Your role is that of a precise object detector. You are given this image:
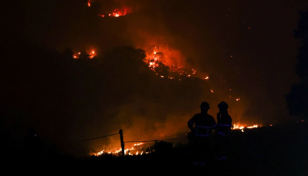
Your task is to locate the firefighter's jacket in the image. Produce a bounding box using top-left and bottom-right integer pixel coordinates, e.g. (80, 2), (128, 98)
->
(188, 113), (216, 137)
(216, 113), (232, 136)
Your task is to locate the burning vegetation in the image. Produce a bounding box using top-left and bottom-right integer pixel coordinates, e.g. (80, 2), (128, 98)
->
(64, 1), (268, 157)
(88, 0), (91, 7)
(88, 0), (133, 18)
(72, 45), (202, 81)
(145, 46), (201, 80)
(73, 50), (96, 59)
(232, 124), (261, 132)
(91, 124), (263, 157)
(92, 143), (148, 157)
(99, 7), (132, 18)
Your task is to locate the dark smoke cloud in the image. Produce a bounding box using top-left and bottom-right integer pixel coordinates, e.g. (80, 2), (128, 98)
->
(2, 0), (308, 156)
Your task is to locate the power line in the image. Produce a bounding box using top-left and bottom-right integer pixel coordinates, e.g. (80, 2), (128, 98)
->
(124, 137), (187, 143)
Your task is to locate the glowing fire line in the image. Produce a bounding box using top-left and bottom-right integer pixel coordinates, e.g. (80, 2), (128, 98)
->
(92, 143), (148, 157)
(232, 124), (261, 132)
(92, 124), (263, 156)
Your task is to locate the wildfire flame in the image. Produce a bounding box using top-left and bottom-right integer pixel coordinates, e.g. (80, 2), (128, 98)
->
(81, 0), (264, 158)
(86, 0), (132, 17)
(72, 50), (96, 59)
(91, 124), (263, 156)
(92, 143), (147, 157)
(99, 7), (132, 18)
(145, 46), (199, 80)
(87, 0), (91, 7)
(232, 124), (261, 132)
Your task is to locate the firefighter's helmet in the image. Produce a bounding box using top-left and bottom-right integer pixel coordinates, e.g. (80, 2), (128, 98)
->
(200, 101), (210, 109)
(218, 101), (228, 109)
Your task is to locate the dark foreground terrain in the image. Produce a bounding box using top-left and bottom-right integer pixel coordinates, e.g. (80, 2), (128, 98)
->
(1, 121), (308, 176)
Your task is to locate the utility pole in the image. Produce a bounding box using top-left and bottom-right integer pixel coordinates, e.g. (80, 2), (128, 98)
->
(119, 129), (125, 156)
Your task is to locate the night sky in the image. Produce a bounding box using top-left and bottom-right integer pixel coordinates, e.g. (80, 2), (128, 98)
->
(1, 0), (308, 156)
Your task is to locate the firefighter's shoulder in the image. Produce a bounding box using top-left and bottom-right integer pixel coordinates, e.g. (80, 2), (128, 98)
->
(188, 114), (199, 124)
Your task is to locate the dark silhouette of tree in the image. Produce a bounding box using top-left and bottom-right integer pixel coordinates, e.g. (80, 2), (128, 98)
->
(286, 11), (308, 117)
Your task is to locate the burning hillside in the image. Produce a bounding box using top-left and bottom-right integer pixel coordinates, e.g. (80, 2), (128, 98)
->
(61, 1), (264, 156)
(72, 44), (202, 81)
(84, 1), (208, 81)
(232, 124), (261, 132)
(92, 142), (148, 156)
(99, 7), (132, 18)
(91, 123), (262, 157)
(146, 46), (199, 80)
(88, 0), (134, 18)
(5, 0), (272, 157)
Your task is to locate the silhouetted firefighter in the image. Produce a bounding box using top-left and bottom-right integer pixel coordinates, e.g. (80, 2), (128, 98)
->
(215, 101), (232, 160)
(188, 102), (216, 166)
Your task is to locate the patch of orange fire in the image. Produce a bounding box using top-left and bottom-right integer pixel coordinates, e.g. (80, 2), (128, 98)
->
(146, 48), (198, 80)
(87, 0), (91, 7)
(232, 124), (261, 132)
(72, 50), (96, 59)
(98, 7), (132, 18)
(92, 124), (264, 156)
(92, 143), (148, 157)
